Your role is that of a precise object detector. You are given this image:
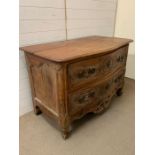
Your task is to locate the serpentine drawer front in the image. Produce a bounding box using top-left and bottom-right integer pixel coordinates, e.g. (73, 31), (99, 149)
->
(68, 45), (128, 89)
(20, 36), (132, 139)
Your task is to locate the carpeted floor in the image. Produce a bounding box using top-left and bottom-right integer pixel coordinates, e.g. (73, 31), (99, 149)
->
(20, 78), (135, 155)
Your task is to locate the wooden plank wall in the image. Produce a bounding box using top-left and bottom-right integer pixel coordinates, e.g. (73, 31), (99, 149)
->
(19, 0), (66, 46)
(19, 0), (66, 115)
(19, 0), (117, 116)
(66, 0), (117, 39)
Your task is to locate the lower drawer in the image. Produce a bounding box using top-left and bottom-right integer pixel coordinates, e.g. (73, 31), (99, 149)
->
(68, 69), (125, 120)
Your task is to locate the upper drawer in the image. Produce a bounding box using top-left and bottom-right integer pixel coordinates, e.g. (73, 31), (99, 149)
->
(68, 45), (128, 89)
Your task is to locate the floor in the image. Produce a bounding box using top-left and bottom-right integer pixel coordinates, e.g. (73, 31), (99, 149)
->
(20, 78), (135, 155)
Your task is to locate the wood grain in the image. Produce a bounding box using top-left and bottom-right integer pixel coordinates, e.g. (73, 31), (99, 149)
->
(23, 36), (132, 139)
(20, 36), (132, 62)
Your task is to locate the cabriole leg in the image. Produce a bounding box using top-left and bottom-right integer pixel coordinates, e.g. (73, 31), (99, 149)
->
(59, 118), (71, 139)
(61, 128), (70, 139)
(116, 88), (123, 96)
(34, 105), (42, 115)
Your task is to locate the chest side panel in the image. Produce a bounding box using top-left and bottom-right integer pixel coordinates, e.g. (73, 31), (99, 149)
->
(26, 54), (60, 115)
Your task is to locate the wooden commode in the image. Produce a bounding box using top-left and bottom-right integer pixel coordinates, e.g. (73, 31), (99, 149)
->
(20, 36), (132, 139)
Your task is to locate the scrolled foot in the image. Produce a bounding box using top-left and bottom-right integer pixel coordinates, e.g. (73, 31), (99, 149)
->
(34, 106), (42, 115)
(62, 131), (69, 140)
(59, 118), (71, 139)
(116, 88), (123, 96)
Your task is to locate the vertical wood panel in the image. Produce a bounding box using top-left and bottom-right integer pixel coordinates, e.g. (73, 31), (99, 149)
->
(66, 0), (117, 39)
(20, 0), (64, 8)
(19, 30), (66, 46)
(20, 20), (65, 34)
(67, 0), (116, 10)
(19, 7), (65, 20)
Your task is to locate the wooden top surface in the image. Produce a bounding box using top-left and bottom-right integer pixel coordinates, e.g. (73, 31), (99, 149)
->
(20, 36), (132, 62)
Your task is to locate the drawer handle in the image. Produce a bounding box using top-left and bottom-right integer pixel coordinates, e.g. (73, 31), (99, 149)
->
(88, 91), (95, 97)
(88, 68), (96, 74)
(117, 55), (125, 62)
(77, 67), (96, 79)
(77, 91), (95, 104)
(106, 60), (112, 68)
(77, 70), (86, 79)
(105, 83), (110, 90)
(78, 96), (86, 104)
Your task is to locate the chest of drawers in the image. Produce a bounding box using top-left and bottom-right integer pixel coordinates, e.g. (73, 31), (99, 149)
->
(21, 36), (132, 139)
